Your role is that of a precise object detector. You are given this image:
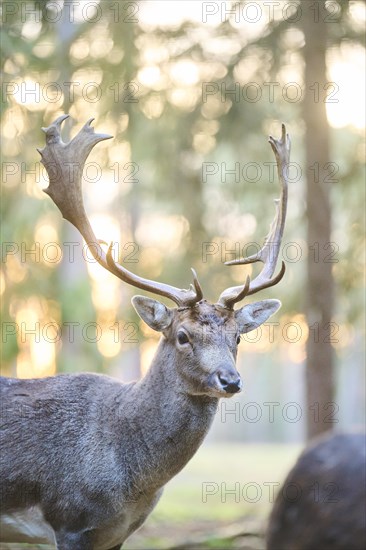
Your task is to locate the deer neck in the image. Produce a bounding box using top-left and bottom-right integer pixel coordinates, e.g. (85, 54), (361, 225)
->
(124, 338), (218, 491)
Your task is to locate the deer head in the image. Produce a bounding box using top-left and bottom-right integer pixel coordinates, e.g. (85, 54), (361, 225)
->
(38, 116), (290, 398)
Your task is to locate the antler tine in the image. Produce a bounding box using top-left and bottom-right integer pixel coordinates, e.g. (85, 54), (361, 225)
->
(217, 124), (290, 309)
(40, 116), (203, 307)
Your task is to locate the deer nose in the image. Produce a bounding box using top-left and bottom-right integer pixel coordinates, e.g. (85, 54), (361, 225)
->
(218, 373), (242, 394)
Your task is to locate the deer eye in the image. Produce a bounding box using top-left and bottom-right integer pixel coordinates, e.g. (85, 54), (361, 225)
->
(236, 335), (241, 345)
(177, 331), (189, 345)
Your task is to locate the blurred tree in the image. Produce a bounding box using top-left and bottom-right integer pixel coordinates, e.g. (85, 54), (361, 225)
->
(301, 2), (334, 438)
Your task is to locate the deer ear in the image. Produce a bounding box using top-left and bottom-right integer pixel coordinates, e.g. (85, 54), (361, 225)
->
(235, 300), (281, 334)
(132, 296), (174, 332)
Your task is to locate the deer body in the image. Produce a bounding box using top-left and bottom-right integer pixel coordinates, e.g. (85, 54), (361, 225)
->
(0, 370), (216, 549)
(1, 118), (291, 549)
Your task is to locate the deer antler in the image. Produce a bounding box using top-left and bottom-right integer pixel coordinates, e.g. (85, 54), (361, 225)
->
(39, 115), (203, 307)
(217, 124), (290, 309)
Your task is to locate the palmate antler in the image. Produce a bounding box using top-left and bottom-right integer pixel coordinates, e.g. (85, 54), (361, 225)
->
(38, 115), (203, 307)
(39, 116), (289, 310)
(217, 124), (290, 309)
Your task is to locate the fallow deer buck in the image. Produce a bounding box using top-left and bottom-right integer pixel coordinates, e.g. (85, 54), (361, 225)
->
(0, 117), (290, 550)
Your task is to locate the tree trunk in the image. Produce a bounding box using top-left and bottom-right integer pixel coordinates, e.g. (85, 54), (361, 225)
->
(55, 0), (102, 372)
(302, 1), (335, 439)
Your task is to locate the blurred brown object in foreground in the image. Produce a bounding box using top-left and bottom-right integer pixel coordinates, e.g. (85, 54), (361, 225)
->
(267, 431), (366, 550)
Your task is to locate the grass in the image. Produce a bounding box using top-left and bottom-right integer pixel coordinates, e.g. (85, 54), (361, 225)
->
(151, 442), (300, 520)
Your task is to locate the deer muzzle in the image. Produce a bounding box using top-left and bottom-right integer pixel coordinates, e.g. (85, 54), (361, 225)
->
(216, 367), (242, 394)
